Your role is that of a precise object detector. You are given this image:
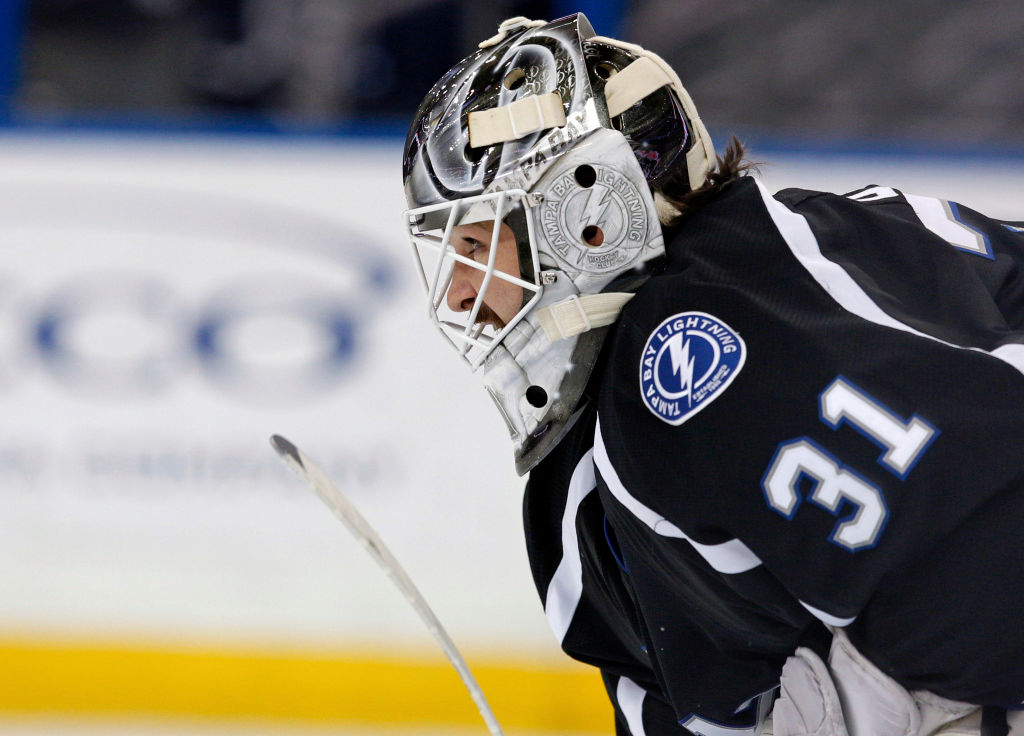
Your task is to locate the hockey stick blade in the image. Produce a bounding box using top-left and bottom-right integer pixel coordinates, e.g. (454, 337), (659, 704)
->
(269, 434), (504, 736)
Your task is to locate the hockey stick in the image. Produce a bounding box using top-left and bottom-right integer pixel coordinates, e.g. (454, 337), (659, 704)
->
(269, 435), (505, 736)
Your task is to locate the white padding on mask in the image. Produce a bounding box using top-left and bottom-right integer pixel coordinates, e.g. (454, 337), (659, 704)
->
(536, 292), (634, 341)
(468, 92), (567, 148)
(604, 56), (673, 118)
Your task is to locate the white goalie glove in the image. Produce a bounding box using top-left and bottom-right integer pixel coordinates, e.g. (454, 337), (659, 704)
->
(769, 630), (984, 736)
(772, 644), (849, 736)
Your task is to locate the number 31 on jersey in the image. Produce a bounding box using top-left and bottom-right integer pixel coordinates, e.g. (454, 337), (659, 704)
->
(761, 377), (938, 552)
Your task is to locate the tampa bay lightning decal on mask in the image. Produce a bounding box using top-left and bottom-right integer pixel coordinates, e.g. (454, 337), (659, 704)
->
(639, 311), (746, 425)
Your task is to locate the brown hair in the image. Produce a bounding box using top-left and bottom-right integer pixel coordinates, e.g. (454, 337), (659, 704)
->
(656, 135), (759, 225)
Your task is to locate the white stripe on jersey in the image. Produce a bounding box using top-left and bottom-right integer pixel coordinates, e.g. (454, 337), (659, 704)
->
(800, 599), (856, 628)
(594, 418), (762, 574)
(753, 178), (1024, 376)
(680, 714), (759, 736)
(544, 448), (597, 644)
(994, 343), (1024, 368)
(616, 676), (648, 736)
(904, 193), (990, 257)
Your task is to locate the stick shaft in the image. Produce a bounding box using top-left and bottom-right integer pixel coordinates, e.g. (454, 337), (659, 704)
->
(270, 435), (504, 736)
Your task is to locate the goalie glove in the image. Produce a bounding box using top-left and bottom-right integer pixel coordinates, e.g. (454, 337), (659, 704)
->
(772, 646), (850, 736)
(771, 630), (980, 736)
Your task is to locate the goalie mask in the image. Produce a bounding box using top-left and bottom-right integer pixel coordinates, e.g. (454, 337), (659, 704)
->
(403, 13), (714, 475)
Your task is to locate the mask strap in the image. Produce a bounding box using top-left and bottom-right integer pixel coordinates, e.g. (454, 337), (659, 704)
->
(604, 56), (673, 117)
(592, 34), (716, 192)
(536, 293), (635, 341)
(478, 16), (546, 48)
(468, 92), (567, 148)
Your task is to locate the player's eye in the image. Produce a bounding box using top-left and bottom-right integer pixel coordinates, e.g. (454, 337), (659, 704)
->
(464, 238), (488, 259)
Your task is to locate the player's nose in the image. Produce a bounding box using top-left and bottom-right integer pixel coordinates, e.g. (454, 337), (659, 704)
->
(446, 262), (478, 313)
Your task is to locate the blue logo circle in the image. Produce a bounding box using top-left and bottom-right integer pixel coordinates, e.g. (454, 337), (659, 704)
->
(639, 311), (746, 425)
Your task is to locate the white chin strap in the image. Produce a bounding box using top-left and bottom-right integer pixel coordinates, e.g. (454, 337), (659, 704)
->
(536, 292), (635, 342)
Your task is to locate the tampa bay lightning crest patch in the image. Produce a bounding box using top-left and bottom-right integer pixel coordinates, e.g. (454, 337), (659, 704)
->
(639, 311), (746, 425)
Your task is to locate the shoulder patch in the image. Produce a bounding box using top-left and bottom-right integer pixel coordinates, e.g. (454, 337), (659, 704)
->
(638, 311), (746, 426)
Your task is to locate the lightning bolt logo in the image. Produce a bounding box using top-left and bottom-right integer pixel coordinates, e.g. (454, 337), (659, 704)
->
(667, 333), (696, 406)
(580, 185), (613, 230)
(639, 311), (747, 427)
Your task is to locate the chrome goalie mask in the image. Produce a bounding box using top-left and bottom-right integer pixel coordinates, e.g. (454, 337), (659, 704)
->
(403, 13), (715, 475)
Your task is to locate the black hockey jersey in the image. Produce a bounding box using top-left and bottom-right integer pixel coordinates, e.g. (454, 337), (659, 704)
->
(523, 176), (1024, 735)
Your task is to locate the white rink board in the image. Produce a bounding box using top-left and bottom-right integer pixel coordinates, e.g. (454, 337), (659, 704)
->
(0, 131), (1019, 656)
(0, 132), (539, 653)
(756, 149), (1024, 220)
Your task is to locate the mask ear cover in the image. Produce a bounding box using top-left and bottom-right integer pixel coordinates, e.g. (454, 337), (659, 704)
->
(583, 40), (691, 187)
(585, 35), (715, 193)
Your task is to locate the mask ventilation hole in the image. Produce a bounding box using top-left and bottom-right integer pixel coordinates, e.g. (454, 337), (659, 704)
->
(464, 141), (486, 164)
(503, 68), (526, 90)
(574, 165), (596, 188)
(582, 225), (605, 247)
(525, 385), (548, 408)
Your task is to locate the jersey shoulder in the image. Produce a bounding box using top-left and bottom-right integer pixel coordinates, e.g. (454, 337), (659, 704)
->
(778, 183), (1024, 261)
